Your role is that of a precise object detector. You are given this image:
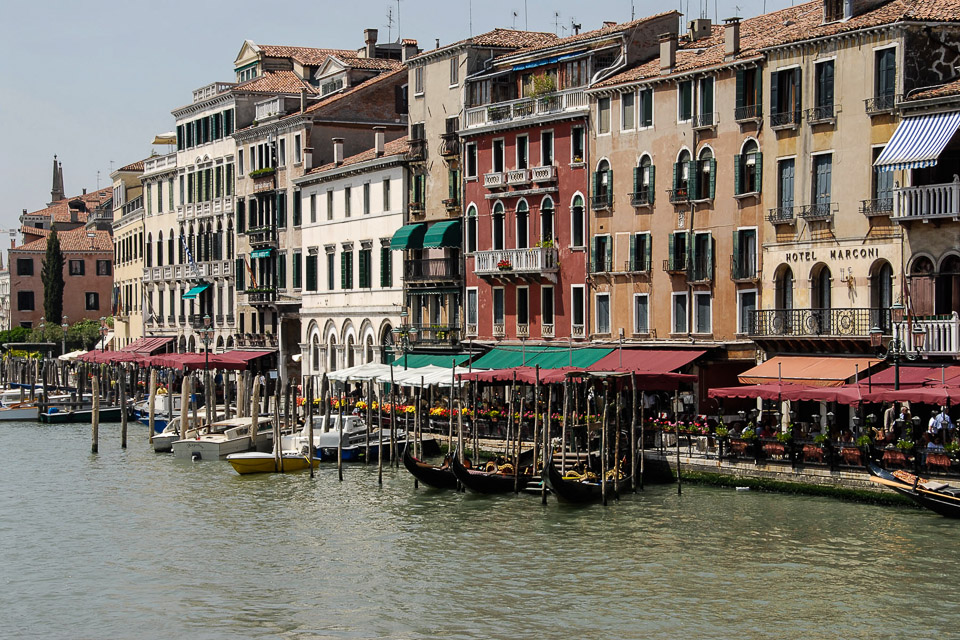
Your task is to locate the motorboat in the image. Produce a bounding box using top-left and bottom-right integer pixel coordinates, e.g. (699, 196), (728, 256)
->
(134, 393), (183, 430)
(286, 415), (367, 461)
(172, 416), (274, 461)
(152, 408), (231, 452)
(0, 402), (40, 421)
(226, 432), (320, 475)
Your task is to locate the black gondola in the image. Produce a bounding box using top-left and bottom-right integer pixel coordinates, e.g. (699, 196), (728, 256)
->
(450, 453), (535, 494)
(867, 462), (960, 518)
(542, 453), (629, 504)
(402, 445), (458, 490)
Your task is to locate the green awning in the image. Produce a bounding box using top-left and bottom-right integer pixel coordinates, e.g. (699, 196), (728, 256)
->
(422, 220), (462, 249)
(182, 283), (211, 300)
(388, 353), (472, 368)
(470, 346), (612, 370)
(390, 223), (428, 250)
(250, 248), (272, 258)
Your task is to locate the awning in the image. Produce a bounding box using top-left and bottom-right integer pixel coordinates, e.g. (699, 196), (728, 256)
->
(422, 220), (462, 249)
(120, 336), (174, 355)
(874, 111), (960, 171)
(250, 249), (272, 258)
(182, 283), (211, 299)
(588, 349), (705, 374)
(863, 365), (944, 389)
(710, 383), (863, 405)
(390, 223), (428, 250)
(512, 50), (587, 71)
(469, 346), (612, 370)
(407, 288), (460, 296)
(388, 353), (472, 368)
(863, 385), (960, 405)
(738, 356), (880, 387)
(214, 350), (275, 369)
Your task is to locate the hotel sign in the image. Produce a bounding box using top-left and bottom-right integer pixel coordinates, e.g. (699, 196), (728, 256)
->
(785, 247), (880, 263)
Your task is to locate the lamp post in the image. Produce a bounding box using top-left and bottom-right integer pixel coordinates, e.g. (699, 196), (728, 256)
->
(391, 324), (416, 370)
(99, 317), (108, 353)
(870, 302), (926, 391)
(200, 314), (214, 420)
(61, 315), (68, 355)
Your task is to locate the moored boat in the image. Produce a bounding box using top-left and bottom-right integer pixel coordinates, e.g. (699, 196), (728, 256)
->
(451, 452), (535, 494)
(542, 453), (628, 504)
(0, 402), (41, 421)
(39, 406), (126, 424)
(401, 445), (457, 490)
(172, 416), (274, 461)
(867, 462), (960, 518)
(226, 451), (320, 475)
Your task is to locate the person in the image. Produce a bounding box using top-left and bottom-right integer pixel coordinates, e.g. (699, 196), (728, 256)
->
(929, 410), (939, 436)
(882, 402), (895, 436)
(934, 406), (954, 434)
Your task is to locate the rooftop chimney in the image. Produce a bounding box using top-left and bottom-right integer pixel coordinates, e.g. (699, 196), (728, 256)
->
(333, 138), (344, 166)
(659, 33), (677, 74)
(688, 18), (712, 41)
(402, 41), (418, 62)
(603, 21), (617, 28)
(373, 126), (386, 157)
(364, 28), (378, 59)
(724, 17), (741, 61)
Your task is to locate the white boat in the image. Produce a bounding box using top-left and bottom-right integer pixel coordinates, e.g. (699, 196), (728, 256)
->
(289, 415), (368, 461)
(172, 416), (274, 461)
(152, 408), (232, 452)
(0, 386), (42, 407)
(0, 402), (40, 421)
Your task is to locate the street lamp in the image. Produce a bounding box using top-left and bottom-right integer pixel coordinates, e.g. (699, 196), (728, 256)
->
(99, 317), (108, 352)
(200, 314), (214, 422)
(391, 324), (416, 370)
(61, 315), (68, 355)
(870, 302), (927, 390)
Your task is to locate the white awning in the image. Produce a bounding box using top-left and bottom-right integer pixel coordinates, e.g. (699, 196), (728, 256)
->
(874, 111), (960, 171)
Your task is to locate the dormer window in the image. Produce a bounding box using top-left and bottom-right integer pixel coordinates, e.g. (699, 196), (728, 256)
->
(237, 64), (258, 83)
(824, 0), (844, 22)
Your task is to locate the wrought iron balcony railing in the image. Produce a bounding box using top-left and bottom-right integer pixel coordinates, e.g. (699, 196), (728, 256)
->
(748, 307), (891, 338)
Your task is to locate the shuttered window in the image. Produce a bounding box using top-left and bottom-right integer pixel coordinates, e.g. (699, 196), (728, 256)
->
(292, 251), (302, 289)
(358, 249), (371, 288)
(380, 247), (392, 288)
(305, 254), (317, 291)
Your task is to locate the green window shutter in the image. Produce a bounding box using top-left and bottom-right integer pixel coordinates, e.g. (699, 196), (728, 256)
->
(709, 158), (717, 199)
(688, 161), (699, 200)
(755, 152), (763, 194)
(644, 234), (651, 272)
(629, 234), (636, 271)
(606, 170), (613, 206)
(707, 234), (713, 276)
(306, 255), (317, 291)
(168, 179), (174, 210)
(668, 233), (675, 270)
(793, 69), (802, 114)
(685, 232), (693, 275)
(278, 253), (286, 288)
(590, 236), (597, 272)
(347, 252), (353, 288)
(448, 169), (456, 201)
(293, 253), (301, 288)
(605, 236), (612, 270)
(735, 69), (745, 109)
(380, 247), (392, 287)
(732, 230), (741, 279)
(755, 70), (763, 111)
(673, 162), (680, 191)
(649, 165), (655, 204)
(226, 164), (233, 196)
(146, 184), (152, 215)
(293, 192), (302, 226)
(633, 166), (640, 195)
(359, 250), (368, 288)
(340, 252), (347, 289)
(592, 171), (600, 202)
(236, 258), (245, 290)
(770, 71), (779, 115)
(734, 154), (742, 195)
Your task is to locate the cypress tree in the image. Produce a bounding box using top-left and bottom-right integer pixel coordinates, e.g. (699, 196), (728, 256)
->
(42, 224), (65, 324)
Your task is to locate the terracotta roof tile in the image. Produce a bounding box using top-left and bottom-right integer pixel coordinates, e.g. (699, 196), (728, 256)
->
(301, 66), (407, 115)
(410, 28), (557, 61)
(332, 54), (404, 71)
(908, 77), (960, 101)
(234, 70), (318, 94)
(506, 12), (679, 58)
(22, 188), (112, 225)
(306, 136), (409, 175)
(118, 160), (144, 172)
(256, 45), (356, 66)
(20, 225), (51, 238)
(15, 228), (113, 253)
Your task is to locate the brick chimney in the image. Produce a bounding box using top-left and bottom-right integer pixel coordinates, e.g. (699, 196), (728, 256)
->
(364, 28), (378, 58)
(332, 138), (344, 166)
(373, 126), (386, 156)
(659, 33), (677, 75)
(724, 17), (740, 61)
(402, 41), (418, 62)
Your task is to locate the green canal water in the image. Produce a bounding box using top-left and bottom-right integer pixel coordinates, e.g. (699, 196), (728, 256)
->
(2, 420), (958, 639)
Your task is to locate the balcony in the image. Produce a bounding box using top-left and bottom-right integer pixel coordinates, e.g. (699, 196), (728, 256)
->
(541, 323), (555, 338)
(484, 172), (506, 189)
(749, 308), (889, 338)
(406, 138), (426, 162)
(474, 247), (558, 278)
(409, 200), (425, 215)
(590, 193), (613, 211)
(800, 202), (838, 221)
(244, 287), (277, 304)
(690, 257), (712, 283)
(669, 188), (691, 204)
(493, 323), (505, 338)
(246, 226), (277, 247)
(571, 324), (585, 339)
(898, 313), (960, 356)
(630, 189), (653, 207)
(693, 111), (717, 130)
(516, 323), (530, 338)
(122, 196), (144, 217)
(408, 324), (460, 346)
(893, 179), (960, 222)
(254, 96), (283, 121)
(506, 169), (531, 187)
(734, 103), (762, 123)
(768, 206), (796, 225)
(251, 168), (276, 194)
(860, 198), (894, 217)
(236, 333), (279, 349)
(531, 165), (556, 182)
(731, 257), (758, 281)
(143, 152), (176, 176)
(770, 110), (801, 130)
(403, 257), (461, 282)
(806, 104), (837, 125)
(464, 88), (589, 129)
(865, 94), (899, 115)
(440, 132), (459, 157)
(663, 257), (689, 275)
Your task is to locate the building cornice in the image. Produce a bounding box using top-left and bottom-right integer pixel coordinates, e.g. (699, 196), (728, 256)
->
(293, 153), (407, 186)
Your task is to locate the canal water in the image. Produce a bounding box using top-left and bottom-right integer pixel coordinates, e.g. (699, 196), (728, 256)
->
(2, 420), (959, 639)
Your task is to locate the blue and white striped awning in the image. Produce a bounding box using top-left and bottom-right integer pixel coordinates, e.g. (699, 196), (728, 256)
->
(874, 111), (960, 171)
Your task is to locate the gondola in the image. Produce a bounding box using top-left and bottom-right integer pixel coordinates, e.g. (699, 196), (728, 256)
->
(867, 462), (960, 518)
(542, 453), (629, 504)
(402, 444), (458, 490)
(450, 452), (535, 494)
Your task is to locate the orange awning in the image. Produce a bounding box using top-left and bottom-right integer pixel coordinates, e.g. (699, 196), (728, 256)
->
(738, 356), (881, 387)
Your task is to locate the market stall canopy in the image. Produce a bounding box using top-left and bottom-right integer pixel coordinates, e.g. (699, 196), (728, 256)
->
(587, 348), (705, 374)
(738, 356), (879, 387)
(874, 111), (960, 171)
(120, 336), (174, 355)
(861, 365), (939, 389)
(390, 223), (427, 250)
(469, 346), (611, 370)
(59, 350), (86, 361)
(388, 353), (471, 368)
(538, 368), (696, 389)
(327, 362), (393, 382)
(421, 220), (461, 248)
(709, 383), (811, 401)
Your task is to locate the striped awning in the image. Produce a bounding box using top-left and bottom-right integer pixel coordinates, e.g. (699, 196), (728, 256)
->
(874, 111), (960, 171)
(182, 283), (211, 300)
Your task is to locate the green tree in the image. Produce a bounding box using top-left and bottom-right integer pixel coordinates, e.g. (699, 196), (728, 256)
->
(42, 225), (65, 323)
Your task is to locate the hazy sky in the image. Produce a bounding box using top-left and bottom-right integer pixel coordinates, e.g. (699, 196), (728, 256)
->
(0, 0), (796, 230)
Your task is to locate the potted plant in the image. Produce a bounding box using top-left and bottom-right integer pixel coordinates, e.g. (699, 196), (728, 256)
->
(946, 441), (960, 460)
(497, 259), (513, 271)
(531, 74), (557, 98)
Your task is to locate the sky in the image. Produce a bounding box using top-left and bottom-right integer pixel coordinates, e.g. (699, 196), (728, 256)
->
(0, 0), (798, 231)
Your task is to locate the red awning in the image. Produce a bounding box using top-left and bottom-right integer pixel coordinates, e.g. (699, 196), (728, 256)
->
(863, 386), (960, 405)
(739, 356), (880, 387)
(709, 383), (810, 401)
(120, 336), (174, 355)
(212, 350), (274, 369)
(588, 349), (705, 374)
(862, 365), (938, 389)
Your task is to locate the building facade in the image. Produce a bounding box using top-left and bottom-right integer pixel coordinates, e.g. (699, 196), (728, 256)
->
(110, 159), (145, 348)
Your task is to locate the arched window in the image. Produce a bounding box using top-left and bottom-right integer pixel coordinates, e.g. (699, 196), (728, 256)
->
(675, 149), (692, 197)
(156, 231), (163, 267)
(634, 155), (654, 205)
(775, 265), (794, 311)
(167, 229), (175, 265)
(571, 195), (584, 247)
(937, 255), (960, 316)
(516, 200), (529, 249)
(146, 233), (153, 268)
(540, 196), (554, 244)
(737, 139), (760, 194)
(594, 159), (611, 208)
(466, 205), (478, 254)
(698, 147), (715, 200)
(346, 336), (356, 368)
(327, 337), (337, 372)
(365, 336), (374, 363)
(812, 264), (832, 310)
(312, 334), (320, 371)
(226, 222), (234, 259)
(492, 201), (505, 251)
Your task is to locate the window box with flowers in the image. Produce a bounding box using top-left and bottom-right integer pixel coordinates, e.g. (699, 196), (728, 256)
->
(497, 259), (513, 271)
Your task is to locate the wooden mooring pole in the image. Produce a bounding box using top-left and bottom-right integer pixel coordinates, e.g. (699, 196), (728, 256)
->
(91, 376), (100, 454)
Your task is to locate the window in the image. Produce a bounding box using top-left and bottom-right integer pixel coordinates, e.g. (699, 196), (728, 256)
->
(69, 260), (85, 276)
(466, 288), (478, 333)
(812, 153), (833, 207)
(735, 140), (762, 195)
(465, 143), (478, 178)
(595, 293), (610, 334)
(673, 149), (693, 200)
(770, 68), (801, 126)
(572, 285), (585, 333)
(278, 138), (286, 166)
(293, 251), (302, 289)
(814, 60), (835, 119)
(493, 288), (504, 326)
(340, 249), (353, 289)
(542, 286), (554, 327)
(633, 294), (649, 334)
(593, 159), (612, 209)
(17, 291), (34, 311)
(294, 134), (302, 164)
(85, 292), (100, 311)
(777, 158), (795, 211)
(564, 58), (588, 88)
(633, 155), (655, 205)
(871, 147), (894, 210)
(672, 292), (688, 334)
(449, 56), (459, 85)
(638, 88), (653, 127)
(697, 147), (716, 200)
(358, 248), (371, 288)
(492, 139), (505, 173)
(541, 130), (554, 166)
(310, 194), (317, 224)
(631, 233), (651, 272)
(305, 254), (318, 291)
(694, 293), (712, 333)
(516, 135), (528, 170)
(466, 205), (478, 253)
(293, 191), (302, 226)
(517, 287), (529, 326)
(325, 190), (333, 221)
(592, 235), (611, 273)
(571, 195), (584, 247)
(824, 0), (843, 22)
(692, 231), (713, 281)
(668, 231), (689, 272)
(492, 201), (505, 250)
(16, 259), (33, 276)
(597, 97), (611, 134)
(382, 178), (391, 210)
(737, 290), (757, 334)
(874, 47), (897, 109)
(621, 91), (635, 130)
(516, 200), (529, 249)
(380, 246), (392, 287)
(277, 191), (287, 228)
(732, 228), (757, 280)
(571, 127), (584, 163)
(97, 260), (111, 276)
(415, 66), (424, 94)
(278, 252), (287, 289)
(540, 197), (554, 243)
(698, 77), (715, 127)
(326, 252), (335, 291)
(344, 186), (352, 218)
(678, 80), (693, 122)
